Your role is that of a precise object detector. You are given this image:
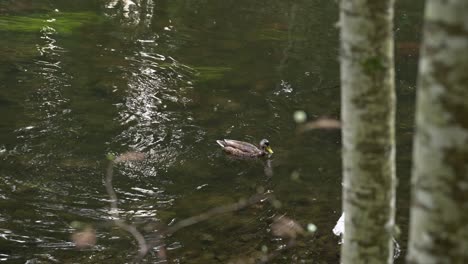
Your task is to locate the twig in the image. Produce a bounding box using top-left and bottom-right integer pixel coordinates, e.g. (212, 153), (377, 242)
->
(105, 152), (273, 262)
(105, 160), (149, 260)
(141, 194), (270, 260)
(166, 194), (269, 235)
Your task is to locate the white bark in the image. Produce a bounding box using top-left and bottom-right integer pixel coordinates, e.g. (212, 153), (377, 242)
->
(407, 1), (468, 263)
(339, 0), (396, 263)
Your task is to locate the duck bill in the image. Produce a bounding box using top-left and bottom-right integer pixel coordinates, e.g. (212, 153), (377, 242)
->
(266, 146), (274, 154)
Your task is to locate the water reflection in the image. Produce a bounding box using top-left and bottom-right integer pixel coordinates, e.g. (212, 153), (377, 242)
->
(0, 9), (117, 261)
(114, 44), (200, 170)
(106, 0), (155, 27)
(0, 0), (422, 262)
(9, 16), (75, 165)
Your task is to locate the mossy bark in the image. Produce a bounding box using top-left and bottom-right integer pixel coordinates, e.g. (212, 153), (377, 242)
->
(339, 0), (396, 263)
(407, 1), (468, 263)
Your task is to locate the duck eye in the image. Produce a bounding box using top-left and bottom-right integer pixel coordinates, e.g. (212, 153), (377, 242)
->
(264, 142), (269, 146)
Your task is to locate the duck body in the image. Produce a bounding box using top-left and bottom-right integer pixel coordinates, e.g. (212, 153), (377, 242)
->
(216, 139), (273, 157)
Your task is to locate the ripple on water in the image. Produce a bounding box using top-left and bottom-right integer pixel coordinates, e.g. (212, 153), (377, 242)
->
(114, 46), (203, 173)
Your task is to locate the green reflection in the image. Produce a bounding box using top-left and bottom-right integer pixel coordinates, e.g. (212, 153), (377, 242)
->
(0, 12), (99, 34)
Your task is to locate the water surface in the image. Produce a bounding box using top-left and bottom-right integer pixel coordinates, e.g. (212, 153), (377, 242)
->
(0, 0), (423, 263)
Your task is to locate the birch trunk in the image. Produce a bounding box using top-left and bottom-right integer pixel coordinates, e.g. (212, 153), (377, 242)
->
(339, 0), (396, 263)
(407, 1), (468, 263)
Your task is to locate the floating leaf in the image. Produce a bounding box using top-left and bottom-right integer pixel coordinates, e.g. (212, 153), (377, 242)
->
(271, 216), (304, 239)
(115, 151), (146, 163)
(71, 227), (96, 249)
(298, 117), (341, 132)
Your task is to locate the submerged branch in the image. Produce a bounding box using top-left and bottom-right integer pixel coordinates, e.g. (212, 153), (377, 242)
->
(105, 152), (272, 262)
(141, 193), (271, 261)
(105, 152), (306, 263)
(105, 154), (149, 259)
(166, 194), (269, 235)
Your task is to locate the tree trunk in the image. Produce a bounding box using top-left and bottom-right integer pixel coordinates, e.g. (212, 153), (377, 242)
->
(407, 1), (468, 263)
(339, 0), (396, 263)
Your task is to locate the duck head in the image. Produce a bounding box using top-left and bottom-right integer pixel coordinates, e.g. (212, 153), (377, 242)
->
(259, 139), (274, 155)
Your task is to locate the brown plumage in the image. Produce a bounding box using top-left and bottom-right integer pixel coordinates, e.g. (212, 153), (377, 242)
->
(216, 139), (274, 157)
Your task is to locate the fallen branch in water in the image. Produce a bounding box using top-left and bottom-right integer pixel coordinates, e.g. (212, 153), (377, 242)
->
(105, 152), (314, 263)
(105, 152), (272, 263)
(168, 194), (269, 235)
(105, 152), (149, 258)
(139, 193), (271, 262)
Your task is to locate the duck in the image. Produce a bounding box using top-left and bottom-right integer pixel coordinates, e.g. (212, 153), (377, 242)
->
(216, 138), (274, 157)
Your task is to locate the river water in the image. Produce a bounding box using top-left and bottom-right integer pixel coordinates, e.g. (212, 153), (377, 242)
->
(0, 0), (423, 263)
